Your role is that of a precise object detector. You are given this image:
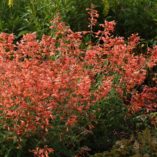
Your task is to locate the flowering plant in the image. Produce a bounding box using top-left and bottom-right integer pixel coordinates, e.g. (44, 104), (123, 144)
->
(0, 8), (156, 156)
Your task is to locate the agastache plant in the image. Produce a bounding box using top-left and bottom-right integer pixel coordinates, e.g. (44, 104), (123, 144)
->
(0, 8), (156, 156)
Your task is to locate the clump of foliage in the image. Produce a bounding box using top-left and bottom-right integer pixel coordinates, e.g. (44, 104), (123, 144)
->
(92, 128), (157, 157)
(0, 0), (60, 38)
(0, 8), (156, 157)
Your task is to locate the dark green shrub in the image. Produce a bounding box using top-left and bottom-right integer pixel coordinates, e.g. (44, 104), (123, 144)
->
(107, 0), (157, 40)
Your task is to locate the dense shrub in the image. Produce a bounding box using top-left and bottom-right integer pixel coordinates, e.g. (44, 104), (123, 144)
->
(0, 8), (156, 156)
